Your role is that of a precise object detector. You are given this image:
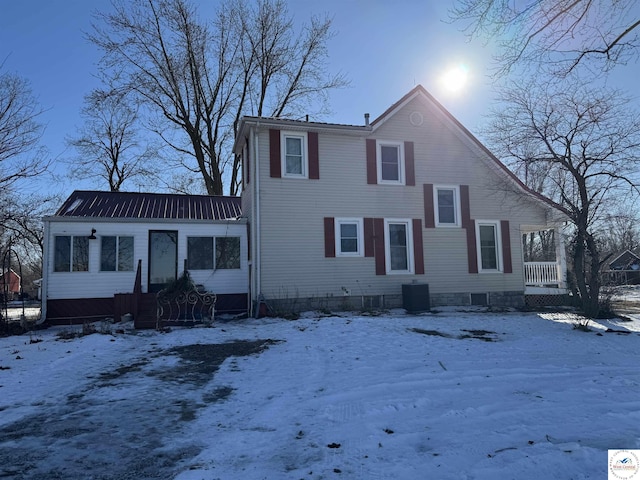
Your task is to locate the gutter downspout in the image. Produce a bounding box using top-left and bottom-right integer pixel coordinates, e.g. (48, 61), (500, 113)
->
(38, 218), (50, 324)
(253, 126), (261, 317)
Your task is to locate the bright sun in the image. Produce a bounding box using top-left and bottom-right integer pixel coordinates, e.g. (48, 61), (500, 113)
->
(440, 64), (469, 94)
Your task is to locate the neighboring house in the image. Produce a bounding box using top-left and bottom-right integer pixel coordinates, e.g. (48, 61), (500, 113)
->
(603, 249), (640, 285)
(234, 85), (568, 315)
(41, 191), (248, 325)
(608, 250), (640, 271)
(0, 269), (21, 301)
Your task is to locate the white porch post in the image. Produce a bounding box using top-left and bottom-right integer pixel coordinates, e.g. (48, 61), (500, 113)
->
(556, 226), (567, 289)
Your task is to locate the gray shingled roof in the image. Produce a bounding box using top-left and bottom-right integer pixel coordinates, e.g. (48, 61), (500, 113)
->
(55, 191), (242, 220)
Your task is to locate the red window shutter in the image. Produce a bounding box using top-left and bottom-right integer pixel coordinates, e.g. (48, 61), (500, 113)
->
(364, 218), (375, 257)
(374, 218), (386, 275)
(466, 219), (478, 274)
(423, 184), (435, 228)
(308, 131), (319, 179)
(366, 139), (377, 184)
(269, 129), (281, 178)
(413, 218), (425, 274)
(405, 141), (415, 186)
(501, 220), (512, 274)
(324, 217), (335, 257)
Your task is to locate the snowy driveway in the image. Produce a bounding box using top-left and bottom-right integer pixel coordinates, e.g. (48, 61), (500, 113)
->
(1, 310), (639, 479)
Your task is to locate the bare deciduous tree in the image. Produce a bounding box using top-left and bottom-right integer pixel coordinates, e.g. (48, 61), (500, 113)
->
(90, 0), (347, 196)
(485, 81), (640, 316)
(598, 208), (640, 258)
(450, 0), (640, 77)
(0, 67), (48, 190)
(67, 88), (157, 191)
(0, 66), (50, 273)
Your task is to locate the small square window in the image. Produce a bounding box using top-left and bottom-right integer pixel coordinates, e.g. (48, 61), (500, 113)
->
(335, 218), (363, 256)
(377, 141), (404, 184)
(281, 132), (308, 178)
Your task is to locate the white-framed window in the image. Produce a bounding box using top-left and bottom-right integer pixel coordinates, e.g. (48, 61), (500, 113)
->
(385, 219), (414, 274)
(434, 186), (461, 227)
(215, 237), (241, 269)
(54, 235), (89, 272)
(187, 236), (241, 270)
(377, 140), (404, 184)
(100, 236), (134, 271)
(335, 218), (364, 257)
(281, 131), (308, 178)
(187, 236), (214, 270)
(475, 220), (502, 272)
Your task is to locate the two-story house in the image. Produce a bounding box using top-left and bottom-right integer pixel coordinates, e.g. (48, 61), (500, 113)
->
(234, 85), (567, 315)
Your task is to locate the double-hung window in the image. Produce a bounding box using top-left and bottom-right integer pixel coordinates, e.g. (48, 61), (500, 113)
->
(281, 131), (308, 178)
(100, 236), (134, 271)
(476, 221), (502, 272)
(335, 218), (363, 256)
(54, 236), (89, 272)
(377, 141), (404, 184)
(385, 219), (414, 274)
(435, 186), (460, 226)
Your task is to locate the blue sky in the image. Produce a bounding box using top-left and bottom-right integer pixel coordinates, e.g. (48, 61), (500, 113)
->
(0, 0), (637, 197)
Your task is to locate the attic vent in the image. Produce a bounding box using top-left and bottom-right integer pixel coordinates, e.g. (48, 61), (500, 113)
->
(65, 198), (83, 213)
(409, 111), (424, 127)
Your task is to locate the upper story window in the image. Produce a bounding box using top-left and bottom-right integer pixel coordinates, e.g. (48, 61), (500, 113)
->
(476, 220), (502, 272)
(100, 236), (134, 271)
(54, 235), (89, 272)
(435, 186), (461, 227)
(385, 219), (414, 274)
(377, 141), (405, 184)
(335, 218), (364, 257)
(281, 131), (308, 178)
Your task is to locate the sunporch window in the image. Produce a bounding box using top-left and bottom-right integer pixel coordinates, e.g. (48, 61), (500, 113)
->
(54, 236), (89, 272)
(100, 236), (134, 271)
(187, 237), (214, 270)
(187, 236), (240, 270)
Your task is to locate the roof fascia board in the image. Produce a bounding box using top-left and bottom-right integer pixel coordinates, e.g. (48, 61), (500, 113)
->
(43, 216), (247, 225)
(234, 116), (371, 153)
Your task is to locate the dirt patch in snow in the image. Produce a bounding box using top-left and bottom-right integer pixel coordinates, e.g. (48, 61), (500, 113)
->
(0, 338), (281, 479)
(410, 327), (500, 342)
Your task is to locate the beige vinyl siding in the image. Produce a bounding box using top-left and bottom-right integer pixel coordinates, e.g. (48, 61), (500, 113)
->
(46, 220), (247, 300)
(254, 96), (550, 300)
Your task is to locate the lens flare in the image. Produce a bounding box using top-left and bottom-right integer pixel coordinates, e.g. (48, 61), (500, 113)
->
(440, 64), (469, 94)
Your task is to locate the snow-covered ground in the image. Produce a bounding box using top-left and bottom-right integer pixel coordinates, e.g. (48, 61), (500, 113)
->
(1, 308), (639, 479)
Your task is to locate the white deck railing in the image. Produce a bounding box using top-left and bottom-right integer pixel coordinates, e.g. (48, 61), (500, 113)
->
(524, 261), (562, 286)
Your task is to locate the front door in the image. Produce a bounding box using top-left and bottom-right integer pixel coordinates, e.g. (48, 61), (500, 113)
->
(148, 230), (178, 293)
